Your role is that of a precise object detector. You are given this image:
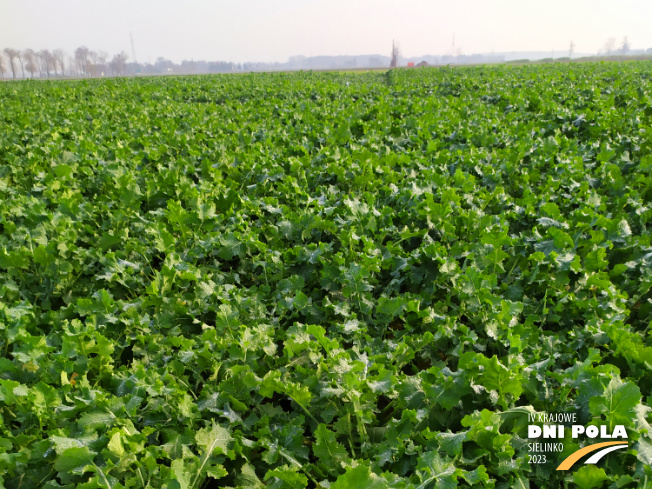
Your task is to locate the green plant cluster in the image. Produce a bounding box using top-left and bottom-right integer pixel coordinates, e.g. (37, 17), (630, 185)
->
(0, 63), (651, 488)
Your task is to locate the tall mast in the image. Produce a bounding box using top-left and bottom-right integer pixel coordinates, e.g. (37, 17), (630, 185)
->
(130, 31), (137, 63)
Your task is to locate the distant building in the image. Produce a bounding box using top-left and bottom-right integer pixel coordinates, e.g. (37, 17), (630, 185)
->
(416, 61), (430, 68)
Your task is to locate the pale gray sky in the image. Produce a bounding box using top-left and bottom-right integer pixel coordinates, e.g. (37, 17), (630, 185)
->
(2, 0), (651, 63)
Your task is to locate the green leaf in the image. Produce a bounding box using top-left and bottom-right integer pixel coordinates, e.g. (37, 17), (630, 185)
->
(0, 380), (21, 405)
(196, 423), (232, 455)
(54, 447), (96, 474)
(423, 370), (472, 410)
(236, 462), (265, 489)
(107, 432), (125, 457)
(78, 412), (116, 431)
(331, 465), (389, 489)
(205, 464), (228, 479)
(436, 432), (467, 457)
(171, 459), (192, 489)
(462, 465), (489, 485)
(193, 423), (233, 487)
(415, 451), (461, 489)
(480, 355), (523, 406)
(571, 465), (609, 489)
(617, 219), (632, 237)
(264, 466), (309, 487)
(313, 424), (348, 473)
(588, 378), (641, 426)
(218, 233), (243, 259)
(585, 247), (608, 272)
(50, 436), (86, 453)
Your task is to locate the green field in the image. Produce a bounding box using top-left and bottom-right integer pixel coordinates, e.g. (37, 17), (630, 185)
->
(1, 63), (651, 488)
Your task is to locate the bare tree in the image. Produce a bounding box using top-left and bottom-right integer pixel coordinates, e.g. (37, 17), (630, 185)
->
(53, 49), (66, 76)
(390, 40), (399, 68)
(111, 51), (128, 76)
(621, 36), (631, 55)
(88, 50), (98, 76)
(67, 55), (76, 76)
(16, 51), (25, 78)
(4, 48), (20, 79)
(75, 46), (90, 76)
(38, 50), (52, 77)
(23, 49), (38, 78)
(38, 50), (46, 77)
(34, 51), (43, 77)
(48, 51), (58, 76)
(603, 37), (616, 56)
(97, 51), (108, 76)
(0, 54), (5, 79)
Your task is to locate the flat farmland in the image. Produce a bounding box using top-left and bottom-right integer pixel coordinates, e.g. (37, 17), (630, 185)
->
(1, 64), (651, 488)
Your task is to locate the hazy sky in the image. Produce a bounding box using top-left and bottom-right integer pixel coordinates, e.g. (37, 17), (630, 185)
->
(2, 0), (651, 63)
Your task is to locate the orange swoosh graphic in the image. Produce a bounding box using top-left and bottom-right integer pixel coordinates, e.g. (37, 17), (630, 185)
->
(556, 441), (628, 470)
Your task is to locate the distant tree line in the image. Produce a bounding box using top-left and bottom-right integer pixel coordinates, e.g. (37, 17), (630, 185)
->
(0, 46), (241, 80)
(597, 36), (651, 56)
(4, 39), (652, 80)
(143, 57), (242, 75)
(0, 46), (132, 79)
